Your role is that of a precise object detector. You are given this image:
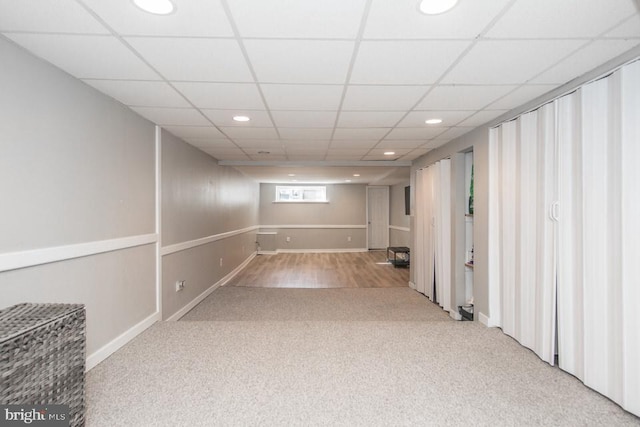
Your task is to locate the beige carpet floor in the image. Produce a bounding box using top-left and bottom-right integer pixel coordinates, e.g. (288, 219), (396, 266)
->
(86, 287), (640, 426)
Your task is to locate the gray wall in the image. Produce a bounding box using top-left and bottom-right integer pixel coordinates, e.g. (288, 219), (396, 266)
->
(389, 182), (410, 247)
(161, 130), (259, 319)
(412, 127), (489, 320)
(0, 37), (156, 359)
(0, 37), (261, 366)
(259, 183), (366, 250)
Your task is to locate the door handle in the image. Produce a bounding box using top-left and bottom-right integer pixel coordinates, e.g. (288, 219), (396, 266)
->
(549, 202), (559, 221)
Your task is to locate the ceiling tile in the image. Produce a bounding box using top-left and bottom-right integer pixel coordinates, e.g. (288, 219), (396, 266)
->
(244, 148), (286, 156)
(384, 127), (445, 140)
(202, 110), (274, 127)
(442, 40), (585, 85)
(126, 37), (253, 82)
(426, 139), (452, 149)
(400, 149), (430, 160)
(286, 153), (328, 161)
(129, 107), (210, 126)
(83, 0), (234, 37)
(173, 82), (264, 109)
(398, 111), (474, 127)
(233, 139), (284, 149)
(0, 0), (108, 33)
(488, 85), (557, 110)
(282, 140), (331, 149)
(417, 85), (516, 110)
(434, 127), (475, 141)
(531, 40), (640, 84)
(342, 86), (426, 111)
(369, 148), (411, 158)
(220, 127), (279, 139)
(332, 128), (390, 140)
(486, 0), (638, 39)
(351, 41), (471, 84)
(185, 138), (236, 149)
(5, 34), (159, 80)
(83, 80), (190, 107)
(271, 111), (337, 128)
(375, 140), (428, 149)
(364, 0), (510, 39)
(324, 148), (370, 156)
(337, 111), (406, 128)
(244, 40), (354, 84)
(604, 14), (640, 38)
(285, 148), (328, 155)
(199, 148), (250, 161)
(329, 140), (379, 149)
(457, 110), (509, 127)
(363, 149), (410, 160)
(227, 0), (366, 38)
(163, 125), (225, 140)
(261, 84), (343, 110)
(279, 128), (334, 140)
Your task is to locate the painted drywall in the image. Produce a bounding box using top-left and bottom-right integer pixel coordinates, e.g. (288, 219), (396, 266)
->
(161, 130), (259, 319)
(259, 183), (367, 251)
(0, 37), (157, 359)
(161, 131), (259, 246)
(389, 182), (410, 247)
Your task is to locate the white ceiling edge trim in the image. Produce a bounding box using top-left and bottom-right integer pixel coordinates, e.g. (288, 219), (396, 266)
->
(411, 45), (640, 169)
(488, 46), (640, 131)
(218, 160), (412, 167)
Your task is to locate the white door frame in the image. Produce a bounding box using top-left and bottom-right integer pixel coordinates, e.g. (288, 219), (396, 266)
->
(366, 186), (389, 250)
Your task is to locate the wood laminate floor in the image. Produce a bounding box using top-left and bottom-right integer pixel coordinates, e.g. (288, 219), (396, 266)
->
(227, 251), (410, 288)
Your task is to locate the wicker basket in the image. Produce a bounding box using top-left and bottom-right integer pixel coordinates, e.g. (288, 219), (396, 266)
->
(0, 303), (86, 426)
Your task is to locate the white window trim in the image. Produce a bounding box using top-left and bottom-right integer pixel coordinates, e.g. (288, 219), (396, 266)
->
(274, 185), (329, 203)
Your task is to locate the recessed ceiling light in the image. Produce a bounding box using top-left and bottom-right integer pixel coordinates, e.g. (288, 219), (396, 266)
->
(418, 0), (458, 15)
(384, 151), (396, 156)
(292, 180), (297, 182)
(353, 174), (360, 177)
(233, 115), (250, 122)
(425, 118), (443, 125)
(132, 0), (175, 15)
(345, 179), (352, 183)
(288, 174), (295, 177)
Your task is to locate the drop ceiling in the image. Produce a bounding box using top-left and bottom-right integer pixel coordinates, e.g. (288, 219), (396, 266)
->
(1, 0), (639, 183)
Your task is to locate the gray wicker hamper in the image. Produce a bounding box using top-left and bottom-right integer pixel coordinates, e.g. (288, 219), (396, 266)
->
(0, 303), (85, 426)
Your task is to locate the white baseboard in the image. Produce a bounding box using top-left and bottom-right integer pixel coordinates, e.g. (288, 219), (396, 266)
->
(274, 248), (368, 254)
(86, 310), (161, 371)
(257, 250), (278, 255)
(479, 312), (494, 327)
(165, 252), (257, 322)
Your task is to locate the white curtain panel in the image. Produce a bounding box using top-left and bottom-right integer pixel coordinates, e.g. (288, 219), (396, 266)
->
(414, 166), (436, 299)
(488, 106), (557, 365)
(414, 168), (426, 294)
(487, 128), (502, 327)
(498, 120), (518, 337)
(434, 159), (452, 312)
(557, 60), (640, 416)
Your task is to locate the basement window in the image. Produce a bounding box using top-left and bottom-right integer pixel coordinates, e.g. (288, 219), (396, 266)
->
(275, 186), (328, 203)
